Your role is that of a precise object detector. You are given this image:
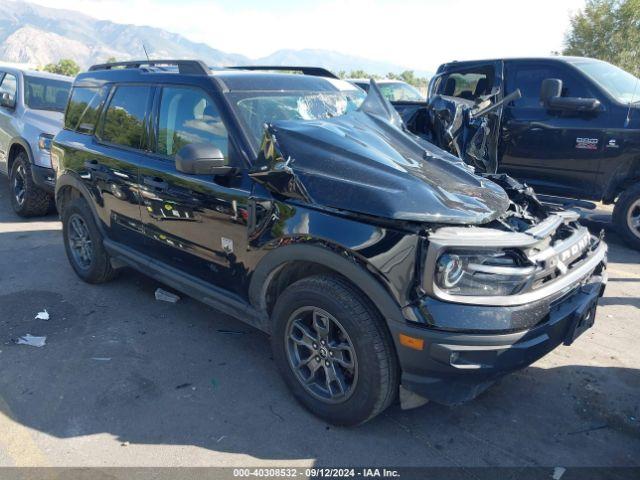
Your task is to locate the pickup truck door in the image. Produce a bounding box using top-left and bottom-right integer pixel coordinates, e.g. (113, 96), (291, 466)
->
(499, 61), (606, 199)
(137, 85), (251, 298)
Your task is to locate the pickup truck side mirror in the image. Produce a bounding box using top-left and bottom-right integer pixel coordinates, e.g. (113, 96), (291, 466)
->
(540, 78), (601, 112)
(0, 92), (16, 109)
(175, 143), (234, 175)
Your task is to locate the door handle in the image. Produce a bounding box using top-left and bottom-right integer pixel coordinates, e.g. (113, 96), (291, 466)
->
(143, 177), (168, 191)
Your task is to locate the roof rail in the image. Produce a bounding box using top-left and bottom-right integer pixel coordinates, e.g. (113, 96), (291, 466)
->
(227, 65), (339, 79)
(88, 59), (210, 75)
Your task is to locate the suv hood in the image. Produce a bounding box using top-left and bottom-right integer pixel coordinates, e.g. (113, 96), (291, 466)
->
(250, 83), (509, 225)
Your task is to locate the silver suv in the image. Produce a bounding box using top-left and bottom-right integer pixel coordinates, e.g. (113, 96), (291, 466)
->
(0, 66), (72, 216)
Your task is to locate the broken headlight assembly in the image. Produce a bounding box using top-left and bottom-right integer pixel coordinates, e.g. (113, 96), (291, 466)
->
(434, 250), (536, 297)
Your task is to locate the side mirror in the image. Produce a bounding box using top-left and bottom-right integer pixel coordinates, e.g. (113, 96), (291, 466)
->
(540, 78), (601, 112)
(175, 143), (234, 175)
(0, 92), (16, 109)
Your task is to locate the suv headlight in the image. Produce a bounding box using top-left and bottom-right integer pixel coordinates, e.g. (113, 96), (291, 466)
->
(434, 250), (536, 296)
(38, 134), (54, 152)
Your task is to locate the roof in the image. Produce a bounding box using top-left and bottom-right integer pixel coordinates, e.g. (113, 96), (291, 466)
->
(0, 65), (72, 82)
(211, 70), (344, 92)
(75, 65), (346, 93)
(437, 56), (599, 72)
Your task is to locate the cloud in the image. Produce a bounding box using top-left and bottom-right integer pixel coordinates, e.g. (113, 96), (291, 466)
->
(22, 0), (585, 72)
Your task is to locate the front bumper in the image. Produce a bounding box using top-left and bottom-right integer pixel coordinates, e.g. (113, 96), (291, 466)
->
(389, 272), (606, 406)
(31, 165), (56, 193)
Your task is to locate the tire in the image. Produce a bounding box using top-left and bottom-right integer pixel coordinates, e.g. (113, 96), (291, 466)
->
(9, 151), (51, 217)
(62, 197), (117, 284)
(613, 183), (640, 250)
(271, 274), (399, 426)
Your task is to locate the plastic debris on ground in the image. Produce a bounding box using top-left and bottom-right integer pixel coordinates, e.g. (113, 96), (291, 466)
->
(16, 334), (47, 347)
(34, 310), (49, 320)
(155, 288), (180, 303)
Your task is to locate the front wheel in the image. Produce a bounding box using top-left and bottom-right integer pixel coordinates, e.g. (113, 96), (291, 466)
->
(9, 152), (51, 217)
(613, 184), (640, 250)
(271, 275), (399, 426)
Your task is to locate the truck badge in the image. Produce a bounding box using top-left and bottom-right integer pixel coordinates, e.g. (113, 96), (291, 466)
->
(576, 138), (598, 150)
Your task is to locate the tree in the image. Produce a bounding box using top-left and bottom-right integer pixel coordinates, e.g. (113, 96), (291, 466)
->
(563, 0), (640, 76)
(43, 59), (81, 77)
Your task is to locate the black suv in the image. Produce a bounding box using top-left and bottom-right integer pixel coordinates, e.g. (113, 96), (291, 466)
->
(52, 60), (608, 425)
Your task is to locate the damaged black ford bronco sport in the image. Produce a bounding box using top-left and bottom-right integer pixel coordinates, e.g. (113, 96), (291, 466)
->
(52, 60), (608, 426)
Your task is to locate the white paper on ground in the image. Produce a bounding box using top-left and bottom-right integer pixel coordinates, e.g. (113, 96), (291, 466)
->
(16, 334), (47, 347)
(155, 288), (180, 303)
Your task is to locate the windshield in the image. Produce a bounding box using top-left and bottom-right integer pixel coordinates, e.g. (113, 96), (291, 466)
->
(229, 88), (366, 148)
(573, 60), (640, 104)
(378, 82), (424, 102)
(24, 75), (71, 112)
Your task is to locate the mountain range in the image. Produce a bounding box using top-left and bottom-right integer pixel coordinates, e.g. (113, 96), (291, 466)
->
(1, 0), (431, 77)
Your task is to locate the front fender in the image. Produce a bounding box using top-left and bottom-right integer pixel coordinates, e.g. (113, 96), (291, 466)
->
(248, 200), (422, 325)
(8, 136), (34, 166)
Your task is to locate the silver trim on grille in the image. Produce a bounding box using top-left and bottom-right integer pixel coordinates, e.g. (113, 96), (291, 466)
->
(424, 213), (607, 306)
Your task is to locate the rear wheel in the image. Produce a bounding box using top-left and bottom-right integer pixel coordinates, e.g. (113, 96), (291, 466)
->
(613, 184), (640, 250)
(9, 152), (51, 217)
(62, 197), (117, 283)
(271, 275), (398, 426)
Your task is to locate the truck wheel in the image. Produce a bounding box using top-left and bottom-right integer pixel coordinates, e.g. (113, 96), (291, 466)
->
(271, 275), (398, 426)
(62, 197), (117, 284)
(613, 184), (640, 250)
(9, 152), (51, 217)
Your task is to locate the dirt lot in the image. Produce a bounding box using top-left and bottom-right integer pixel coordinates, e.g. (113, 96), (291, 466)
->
(0, 180), (638, 467)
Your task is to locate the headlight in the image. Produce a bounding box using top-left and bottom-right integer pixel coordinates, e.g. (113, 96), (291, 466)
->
(434, 250), (536, 296)
(38, 134), (54, 152)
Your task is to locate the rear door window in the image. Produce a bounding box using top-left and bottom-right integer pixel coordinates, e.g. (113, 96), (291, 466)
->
(98, 85), (151, 149)
(437, 67), (494, 100)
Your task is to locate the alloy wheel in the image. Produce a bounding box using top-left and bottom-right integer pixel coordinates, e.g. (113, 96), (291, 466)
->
(13, 164), (26, 206)
(627, 199), (640, 239)
(68, 213), (93, 269)
(285, 306), (358, 403)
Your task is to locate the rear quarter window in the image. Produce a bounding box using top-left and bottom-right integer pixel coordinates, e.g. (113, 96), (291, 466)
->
(65, 87), (108, 134)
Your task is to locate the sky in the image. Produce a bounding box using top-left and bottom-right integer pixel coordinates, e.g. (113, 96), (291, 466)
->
(24, 0), (587, 72)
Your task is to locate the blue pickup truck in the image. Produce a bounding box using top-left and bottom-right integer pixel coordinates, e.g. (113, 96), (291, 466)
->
(426, 57), (640, 249)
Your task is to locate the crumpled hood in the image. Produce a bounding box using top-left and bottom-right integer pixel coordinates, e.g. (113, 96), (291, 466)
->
(250, 85), (509, 225)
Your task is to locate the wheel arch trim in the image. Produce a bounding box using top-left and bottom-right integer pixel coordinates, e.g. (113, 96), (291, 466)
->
(55, 172), (106, 235)
(249, 243), (405, 328)
(7, 137), (34, 171)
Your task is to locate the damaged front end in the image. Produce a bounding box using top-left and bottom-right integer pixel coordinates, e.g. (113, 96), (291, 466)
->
(243, 79), (607, 408)
(422, 173), (607, 310)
